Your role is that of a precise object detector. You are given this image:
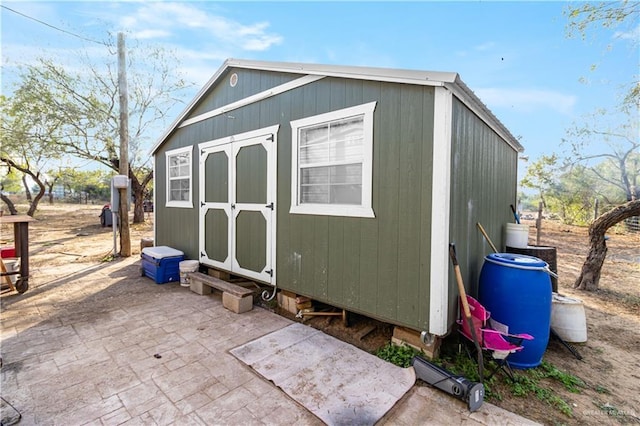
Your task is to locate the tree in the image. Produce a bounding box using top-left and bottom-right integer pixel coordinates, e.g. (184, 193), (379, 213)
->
(564, 111), (639, 203)
(521, 156), (606, 225)
(9, 38), (190, 223)
(0, 168), (21, 215)
(574, 199), (640, 290)
(551, 166), (600, 225)
(520, 154), (559, 208)
(55, 168), (111, 202)
(0, 85), (63, 216)
(44, 173), (60, 204)
(564, 1), (640, 290)
(565, 1), (640, 111)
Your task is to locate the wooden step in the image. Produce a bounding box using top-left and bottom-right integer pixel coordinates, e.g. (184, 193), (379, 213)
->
(187, 272), (254, 297)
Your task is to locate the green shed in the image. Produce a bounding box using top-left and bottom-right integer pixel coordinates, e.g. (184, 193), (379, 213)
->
(151, 58), (523, 339)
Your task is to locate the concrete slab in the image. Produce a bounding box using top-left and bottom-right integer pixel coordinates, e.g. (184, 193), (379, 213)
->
(231, 323), (416, 425)
(0, 257), (539, 425)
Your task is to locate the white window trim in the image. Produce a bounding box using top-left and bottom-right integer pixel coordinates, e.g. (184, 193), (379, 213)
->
(290, 101), (376, 218)
(165, 146), (193, 208)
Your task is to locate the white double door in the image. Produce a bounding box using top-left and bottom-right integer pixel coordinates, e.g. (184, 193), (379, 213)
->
(198, 126), (277, 284)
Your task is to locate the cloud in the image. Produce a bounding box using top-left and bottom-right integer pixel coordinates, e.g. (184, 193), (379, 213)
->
(613, 23), (640, 42)
(474, 41), (496, 51)
(132, 29), (172, 40)
(475, 87), (577, 115)
(117, 2), (282, 52)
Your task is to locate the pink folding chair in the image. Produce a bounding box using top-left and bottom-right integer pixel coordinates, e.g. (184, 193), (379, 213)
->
(457, 295), (534, 381)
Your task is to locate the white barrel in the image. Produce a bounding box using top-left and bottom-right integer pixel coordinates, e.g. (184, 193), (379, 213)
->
(3, 258), (19, 285)
(551, 293), (587, 343)
(505, 223), (529, 249)
(179, 260), (200, 287)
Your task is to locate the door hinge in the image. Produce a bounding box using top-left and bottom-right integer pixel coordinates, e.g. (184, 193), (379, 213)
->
(267, 269), (273, 277)
(231, 203), (236, 209)
(265, 202), (274, 210)
(201, 201), (205, 207)
(200, 251), (206, 258)
(266, 134), (274, 142)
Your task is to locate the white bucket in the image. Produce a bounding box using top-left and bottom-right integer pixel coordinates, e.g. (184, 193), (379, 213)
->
(551, 293), (587, 343)
(179, 260), (200, 287)
(505, 223), (529, 249)
(3, 258), (19, 285)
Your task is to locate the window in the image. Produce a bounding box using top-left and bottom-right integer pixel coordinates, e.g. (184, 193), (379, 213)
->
(290, 102), (376, 218)
(165, 146), (192, 208)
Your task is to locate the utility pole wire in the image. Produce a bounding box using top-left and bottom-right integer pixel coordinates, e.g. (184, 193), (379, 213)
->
(1, 4), (108, 45)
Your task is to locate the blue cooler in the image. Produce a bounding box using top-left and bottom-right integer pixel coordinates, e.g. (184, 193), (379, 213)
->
(141, 246), (184, 284)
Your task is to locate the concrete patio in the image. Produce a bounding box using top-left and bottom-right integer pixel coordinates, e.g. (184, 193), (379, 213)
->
(0, 256), (537, 425)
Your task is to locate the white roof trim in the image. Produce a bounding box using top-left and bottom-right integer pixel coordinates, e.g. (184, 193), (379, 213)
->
(224, 58), (457, 86)
(446, 79), (523, 153)
(152, 58), (523, 154)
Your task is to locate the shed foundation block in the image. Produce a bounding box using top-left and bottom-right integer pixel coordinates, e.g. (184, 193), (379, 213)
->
(223, 292), (253, 314)
(190, 279), (212, 295)
(392, 326), (442, 360)
(277, 290), (299, 315)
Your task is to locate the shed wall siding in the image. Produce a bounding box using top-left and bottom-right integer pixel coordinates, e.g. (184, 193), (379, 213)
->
(155, 71), (437, 331)
(448, 97), (518, 327)
(156, 69), (520, 336)
(277, 79), (436, 331)
(189, 68), (298, 118)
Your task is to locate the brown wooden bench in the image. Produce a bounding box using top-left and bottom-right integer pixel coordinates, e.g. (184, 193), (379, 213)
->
(188, 271), (254, 313)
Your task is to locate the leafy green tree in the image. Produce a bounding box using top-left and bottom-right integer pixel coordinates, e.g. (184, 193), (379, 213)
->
(565, 1), (640, 110)
(0, 86), (64, 216)
(520, 154), (559, 209)
(549, 166), (599, 225)
(521, 157), (603, 225)
(7, 38), (190, 222)
(54, 168), (111, 202)
(0, 168), (22, 194)
(0, 168), (22, 214)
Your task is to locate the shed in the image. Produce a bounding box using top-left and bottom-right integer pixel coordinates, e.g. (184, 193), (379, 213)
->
(151, 58), (523, 339)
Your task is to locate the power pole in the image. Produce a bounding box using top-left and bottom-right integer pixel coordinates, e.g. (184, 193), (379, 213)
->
(118, 32), (131, 257)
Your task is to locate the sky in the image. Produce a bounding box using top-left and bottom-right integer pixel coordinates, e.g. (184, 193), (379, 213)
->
(1, 1), (638, 179)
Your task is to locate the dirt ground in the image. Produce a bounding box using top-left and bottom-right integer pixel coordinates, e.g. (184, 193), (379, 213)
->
(2, 203), (639, 425)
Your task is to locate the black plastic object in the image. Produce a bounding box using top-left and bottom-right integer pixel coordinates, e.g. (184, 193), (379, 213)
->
(412, 356), (484, 412)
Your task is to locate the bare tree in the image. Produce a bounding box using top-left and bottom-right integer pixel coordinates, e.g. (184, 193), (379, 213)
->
(564, 113), (639, 203)
(44, 174), (60, 204)
(564, 2), (640, 290)
(574, 199), (640, 290)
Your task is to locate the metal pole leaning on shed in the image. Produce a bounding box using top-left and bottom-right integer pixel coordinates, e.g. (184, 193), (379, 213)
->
(118, 32), (131, 256)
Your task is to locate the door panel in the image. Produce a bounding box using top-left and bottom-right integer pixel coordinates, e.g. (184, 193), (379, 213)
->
(199, 129), (276, 284)
(235, 144), (267, 204)
(231, 136), (273, 283)
(200, 145), (232, 271)
(204, 209), (228, 263)
(204, 151), (229, 203)
(234, 210), (267, 272)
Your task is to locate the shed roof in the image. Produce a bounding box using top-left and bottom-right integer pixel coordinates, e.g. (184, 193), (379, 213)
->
(152, 58), (523, 153)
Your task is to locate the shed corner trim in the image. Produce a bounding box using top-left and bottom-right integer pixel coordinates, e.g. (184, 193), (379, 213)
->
(429, 86), (453, 337)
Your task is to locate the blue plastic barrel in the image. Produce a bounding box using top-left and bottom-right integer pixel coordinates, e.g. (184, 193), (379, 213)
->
(478, 253), (552, 369)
